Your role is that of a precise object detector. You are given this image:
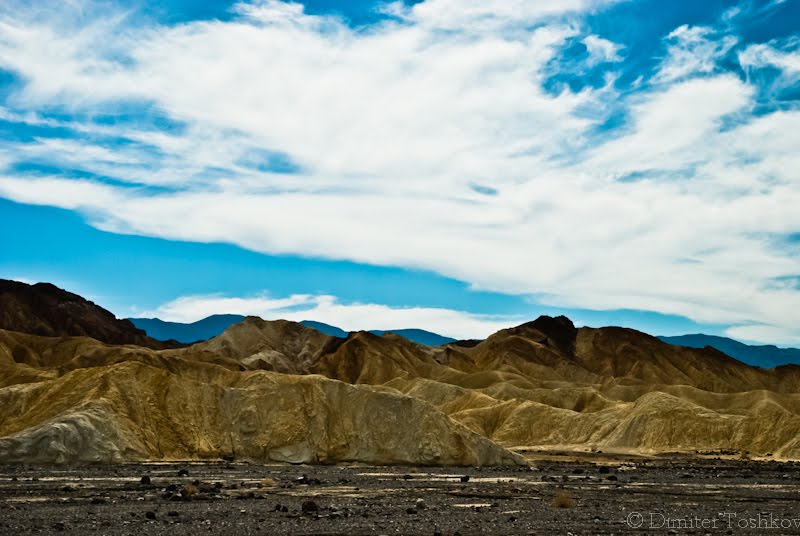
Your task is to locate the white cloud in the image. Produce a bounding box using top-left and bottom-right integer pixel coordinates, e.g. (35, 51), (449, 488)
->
(654, 25), (737, 83)
(582, 34), (622, 65)
(139, 293), (522, 340)
(0, 2), (798, 344)
(739, 40), (800, 83)
(726, 323), (800, 347)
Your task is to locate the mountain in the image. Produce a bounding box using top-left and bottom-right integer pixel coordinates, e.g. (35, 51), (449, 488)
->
(7, 282), (800, 464)
(129, 315), (457, 346)
(0, 324), (522, 466)
(299, 320), (349, 338)
(659, 334), (800, 368)
(0, 279), (181, 349)
(130, 314), (245, 343)
(370, 329), (456, 346)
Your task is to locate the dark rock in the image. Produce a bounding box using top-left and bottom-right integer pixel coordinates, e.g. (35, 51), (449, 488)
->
(301, 500), (319, 513)
(51, 522), (67, 531)
(90, 497), (106, 505)
(460, 475), (470, 483)
(598, 466), (610, 474)
(296, 475), (321, 485)
(145, 511), (157, 520)
(140, 475), (151, 485)
(167, 511), (179, 517)
(177, 469), (190, 477)
(0, 279), (183, 349)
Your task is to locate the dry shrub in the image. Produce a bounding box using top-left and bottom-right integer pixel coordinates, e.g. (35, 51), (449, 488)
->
(552, 490), (576, 508)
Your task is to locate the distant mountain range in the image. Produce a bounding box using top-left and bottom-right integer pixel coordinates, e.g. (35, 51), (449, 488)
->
(128, 314), (247, 344)
(129, 316), (457, 346)
(658, 334), (800, 368)
(130, 315), (800, 368)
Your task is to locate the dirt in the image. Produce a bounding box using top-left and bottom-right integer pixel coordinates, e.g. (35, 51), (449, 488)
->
(1, 456), (800, 535)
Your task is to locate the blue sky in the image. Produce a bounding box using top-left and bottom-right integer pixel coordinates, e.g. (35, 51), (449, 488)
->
(0, 0), (798, 342)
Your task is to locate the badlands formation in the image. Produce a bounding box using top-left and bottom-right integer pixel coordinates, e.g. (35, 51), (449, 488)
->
(2, 280), (800, 465)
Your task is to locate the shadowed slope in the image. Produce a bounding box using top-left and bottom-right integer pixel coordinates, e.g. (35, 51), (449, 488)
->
(0, 279), (182, 349)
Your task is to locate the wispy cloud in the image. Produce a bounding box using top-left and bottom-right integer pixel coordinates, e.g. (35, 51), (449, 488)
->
(0, 0), (798, 344)
(139, 292), (521, 340)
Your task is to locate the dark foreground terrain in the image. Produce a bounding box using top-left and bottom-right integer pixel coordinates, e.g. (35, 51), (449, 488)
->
(2, 455), (800, 535)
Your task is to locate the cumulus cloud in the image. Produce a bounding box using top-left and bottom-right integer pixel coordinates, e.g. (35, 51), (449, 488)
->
(139, 293), (522, 340)
(0, 1), (798, 344)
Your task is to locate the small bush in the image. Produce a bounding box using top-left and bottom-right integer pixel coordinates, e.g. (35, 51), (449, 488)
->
(552, 490), (576, 508)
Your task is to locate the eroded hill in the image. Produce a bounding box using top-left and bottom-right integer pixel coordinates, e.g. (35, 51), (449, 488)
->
(2, 292), (800, 465)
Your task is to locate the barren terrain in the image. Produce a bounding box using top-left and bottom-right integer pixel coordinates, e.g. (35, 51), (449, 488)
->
(2, 455), (800, 535)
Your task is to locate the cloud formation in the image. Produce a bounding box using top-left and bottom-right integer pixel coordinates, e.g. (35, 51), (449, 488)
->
(0, 0), (799, 343)
(140, 292), (521, 340)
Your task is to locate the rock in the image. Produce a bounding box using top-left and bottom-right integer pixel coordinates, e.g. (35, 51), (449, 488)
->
(90, 497), (106, 505)
(301, 500), (319, 513)
(460, 475), (470, 483)
(177, 469), (189, 477)
(598, 466), (610, 474)
(145, 511), (156, 520)
(51, 522), (67, 531)
(167, 511), (179, 517)
(415, 498), (427, 510)
(140, 475), (151, 485)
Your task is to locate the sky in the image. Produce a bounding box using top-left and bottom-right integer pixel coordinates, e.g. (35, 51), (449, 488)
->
(0, 0), (798, 343)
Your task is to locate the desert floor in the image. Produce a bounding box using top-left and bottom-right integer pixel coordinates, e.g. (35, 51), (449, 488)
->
(2, 453), (800, 535)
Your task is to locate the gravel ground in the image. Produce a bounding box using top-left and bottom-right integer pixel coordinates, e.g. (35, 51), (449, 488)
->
(2, 455), (800, 535)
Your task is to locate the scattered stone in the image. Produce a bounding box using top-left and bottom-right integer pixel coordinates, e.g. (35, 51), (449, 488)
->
(606, 475), (618, 482)
(415, 498), (426, 510)
(90, 497), (106, 505)
(140, 475), (151, 485)
(598, 466), (610, 474)
(181, 483), (199, 497)
(177, 469), (190, 477)
(51, 522), (67, 531)
(145, 511), (157, 520)
(301, 500), (319, 513)
(460, 475), (470, 483)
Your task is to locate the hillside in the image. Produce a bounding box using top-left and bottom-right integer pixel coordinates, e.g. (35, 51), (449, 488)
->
(5, 284), (800, 464)
(0, 280), (182, 350)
